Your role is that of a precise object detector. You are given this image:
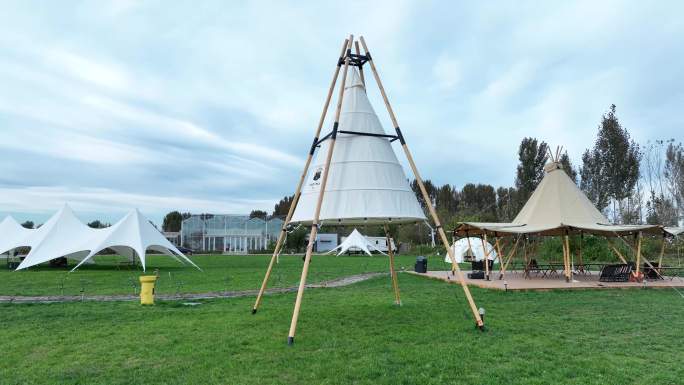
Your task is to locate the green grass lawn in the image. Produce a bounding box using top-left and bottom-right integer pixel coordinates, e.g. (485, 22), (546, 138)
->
(0, 253), (455, 296)
(1, 272), (683, 385)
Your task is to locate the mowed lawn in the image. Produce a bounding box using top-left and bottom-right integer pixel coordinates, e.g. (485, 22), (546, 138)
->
(0, 254), (453, 296)
(1, 268), (683, 385)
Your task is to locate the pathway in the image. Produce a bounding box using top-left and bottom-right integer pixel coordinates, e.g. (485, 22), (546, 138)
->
(0, 272), (386, 304)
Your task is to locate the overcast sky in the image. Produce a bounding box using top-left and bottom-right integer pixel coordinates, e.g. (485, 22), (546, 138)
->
(1, 1), (682, 226)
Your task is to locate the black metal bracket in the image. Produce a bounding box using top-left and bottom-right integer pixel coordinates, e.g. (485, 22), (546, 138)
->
(339, 50), (370, 68)
(338, 130), (398, 140)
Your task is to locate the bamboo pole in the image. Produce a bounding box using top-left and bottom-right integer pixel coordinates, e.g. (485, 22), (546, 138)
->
(354, 41), (365, 87)
(498, 237), (519, 280)
(384, 224), (401, 305)
(658, 234), (666, 269)
(465, 234), (474, 264)
(577, 233), (584, 270)
(252, 38), (350, 314)
(481, 235), (491, 281)
(494, 236), (503, 275)
(287, 35), (354, 345)
(359, 35), (484, 329)
(564, 234), (571, 282)
(635, 232), (642, 281)
(607, 241), (629, 264)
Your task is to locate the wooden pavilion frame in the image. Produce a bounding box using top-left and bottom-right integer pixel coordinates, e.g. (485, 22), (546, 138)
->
(251, 35), (484, 345)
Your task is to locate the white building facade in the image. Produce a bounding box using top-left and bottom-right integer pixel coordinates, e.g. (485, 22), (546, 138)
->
(180, 215), (283, 254)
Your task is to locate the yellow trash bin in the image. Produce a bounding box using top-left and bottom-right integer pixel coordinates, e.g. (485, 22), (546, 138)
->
(139, 275), (158, 305)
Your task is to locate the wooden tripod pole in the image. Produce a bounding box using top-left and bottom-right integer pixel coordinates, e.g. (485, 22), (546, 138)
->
(287, 35), (354, 345)
(482, 234), (490, 280)
(359, 36), (484, 329)
(354, 41), (365, 87)
(384, 224), (401, 305)
(252, 38), (349, 314)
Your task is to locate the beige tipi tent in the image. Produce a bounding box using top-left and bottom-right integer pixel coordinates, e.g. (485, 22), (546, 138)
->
(455, 153), (661, 282)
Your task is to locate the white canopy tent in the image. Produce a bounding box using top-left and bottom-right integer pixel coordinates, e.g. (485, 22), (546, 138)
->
(6, 204), (199, 272)
(289, 68), (425, 225)
(70, 209), (199, 272)
(0, 216), (33, 258)
(445, 237), (499, 264)
(326, 229), (387, 256)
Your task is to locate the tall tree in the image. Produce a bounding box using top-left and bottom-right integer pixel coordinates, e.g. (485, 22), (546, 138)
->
(664, 141), (684, 222)
(250, 210), (268, 219)
(435, 184), (458, 214)
(496, 186), (518, 222)
(515, 138), (549, 203)
(460, 183), (497, 221)
(273, 195), (294, 217)
(162, 211), (184, 232)
(581, 105), (641, 222)
(410, 179), (437, 214)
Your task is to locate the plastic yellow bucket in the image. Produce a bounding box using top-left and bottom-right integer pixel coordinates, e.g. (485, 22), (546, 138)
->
(139, 275), (158, 305)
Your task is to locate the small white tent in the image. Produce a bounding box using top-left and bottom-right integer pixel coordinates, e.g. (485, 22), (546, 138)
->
(444, 237), (498, 264)
(326, 229), (386, 256)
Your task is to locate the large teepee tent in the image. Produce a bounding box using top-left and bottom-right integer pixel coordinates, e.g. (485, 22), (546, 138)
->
(289, 69), (425, 225)
(253, 35), (484, 345)
(455, 151), (661, 282)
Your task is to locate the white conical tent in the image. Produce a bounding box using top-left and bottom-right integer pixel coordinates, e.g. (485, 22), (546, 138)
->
(0, 216), (34, 256)
(290, 68), (425, 225)
(71, 209), (199, 272)
(326, 229), (386, 256)
(444, 237), (498, 264)
(16, 205), (97, 270)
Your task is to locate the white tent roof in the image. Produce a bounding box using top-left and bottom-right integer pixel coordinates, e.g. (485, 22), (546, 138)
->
(326, 229), (386, 256)
(290, 68), (425, 225)
(444, 237), (498, 263)
(11, 204), (198, 272)
(70, 209), (198, 272)
(12, 205), (96, 268)
(0, 216), (34, 255)
(457, 162), (660, 236)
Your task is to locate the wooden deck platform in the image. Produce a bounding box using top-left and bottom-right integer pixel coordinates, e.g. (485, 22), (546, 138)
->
(409, 270), (684, 291)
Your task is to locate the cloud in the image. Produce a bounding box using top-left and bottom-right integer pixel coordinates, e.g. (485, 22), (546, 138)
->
(0, 0), (682, 224)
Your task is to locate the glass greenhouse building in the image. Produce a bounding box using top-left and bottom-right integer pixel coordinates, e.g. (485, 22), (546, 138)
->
(180, 215), (283, 253)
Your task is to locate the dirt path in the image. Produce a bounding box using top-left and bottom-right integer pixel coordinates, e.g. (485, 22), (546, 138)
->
(0, 272), (386, 304)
